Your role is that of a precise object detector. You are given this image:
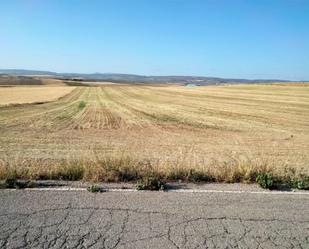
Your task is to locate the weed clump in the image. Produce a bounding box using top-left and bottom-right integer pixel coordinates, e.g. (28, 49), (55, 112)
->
(136, 176), (166, 191)
(256, 173), (273, 189)
(290, 176), (309, 190)
(87, 185), (103, 193)
(78, 101), (86, 110)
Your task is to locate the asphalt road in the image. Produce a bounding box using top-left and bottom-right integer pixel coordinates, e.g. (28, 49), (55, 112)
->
(0, 189), (308, 249)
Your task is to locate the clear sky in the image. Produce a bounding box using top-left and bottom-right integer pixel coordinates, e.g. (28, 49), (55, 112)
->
(1, 0), (309, 80)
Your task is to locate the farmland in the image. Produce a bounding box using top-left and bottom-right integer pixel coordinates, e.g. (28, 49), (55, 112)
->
(0, 86), (75, 106)
(0, 83), (309, 183)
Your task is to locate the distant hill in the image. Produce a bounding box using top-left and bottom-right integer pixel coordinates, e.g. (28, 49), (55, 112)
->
(0, 69), (294, 85)
(0, 69), (55, 76)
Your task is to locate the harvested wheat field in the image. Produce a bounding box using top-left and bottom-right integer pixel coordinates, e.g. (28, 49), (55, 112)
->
(0, 84), (308, 183)
(0, 86), (75, 106)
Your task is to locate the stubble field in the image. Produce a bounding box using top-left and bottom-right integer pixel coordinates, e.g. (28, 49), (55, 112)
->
(0, 83), (308, 183)
(0, 86), (75, 106)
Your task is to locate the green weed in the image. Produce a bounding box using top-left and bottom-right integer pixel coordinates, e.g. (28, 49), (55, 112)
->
(256, 173), (274, 189)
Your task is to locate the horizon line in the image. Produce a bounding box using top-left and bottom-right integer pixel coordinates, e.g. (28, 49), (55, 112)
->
(1, 68), (307, 82)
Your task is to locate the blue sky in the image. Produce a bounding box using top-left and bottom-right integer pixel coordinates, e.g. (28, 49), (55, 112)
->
(1, 0), (309, 80)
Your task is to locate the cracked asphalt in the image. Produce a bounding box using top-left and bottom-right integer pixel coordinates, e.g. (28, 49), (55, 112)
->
(0, 190), (308, 249)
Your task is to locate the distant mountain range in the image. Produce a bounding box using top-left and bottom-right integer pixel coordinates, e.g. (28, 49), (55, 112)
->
(0, 69), (295, 85)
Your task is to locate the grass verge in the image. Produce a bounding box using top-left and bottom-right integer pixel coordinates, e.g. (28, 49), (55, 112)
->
(0, 157), (308, 190)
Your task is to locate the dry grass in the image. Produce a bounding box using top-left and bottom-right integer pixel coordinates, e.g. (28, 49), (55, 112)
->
(0, 83), (309, 183)
(0, 86), (75, 106)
